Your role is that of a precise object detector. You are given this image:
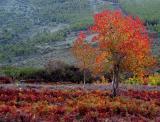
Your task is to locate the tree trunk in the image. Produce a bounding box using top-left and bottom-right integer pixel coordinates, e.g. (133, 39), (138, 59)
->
(83, 69), (86, 87)
(112, 65), (119, 97)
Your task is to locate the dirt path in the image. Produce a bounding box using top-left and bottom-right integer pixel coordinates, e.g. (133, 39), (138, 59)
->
(0, 83), (160, 91)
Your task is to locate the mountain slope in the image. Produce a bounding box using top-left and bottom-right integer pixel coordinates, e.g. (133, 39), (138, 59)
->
(0, 0), (109, 66)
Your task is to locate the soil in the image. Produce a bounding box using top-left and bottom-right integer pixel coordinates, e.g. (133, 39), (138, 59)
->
(0, 83), (160, 91)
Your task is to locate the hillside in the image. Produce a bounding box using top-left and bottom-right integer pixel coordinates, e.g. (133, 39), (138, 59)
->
(0, 0), (114, 66)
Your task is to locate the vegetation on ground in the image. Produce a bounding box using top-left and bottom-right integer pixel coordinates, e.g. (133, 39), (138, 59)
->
(0, 88), (159, 121)
(0, 62), (93, 84)
(124, 74), (160, 86)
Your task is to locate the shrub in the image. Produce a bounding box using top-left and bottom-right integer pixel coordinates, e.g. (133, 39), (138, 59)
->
(44, 60), (93, 83)
(124, 76), (142, 85)
(0, 76), (13, 84)
(148, 74), (160, 86)
(0, 63), (93, 84)
(44, 59), (68, 74)
(0, 66), (45, 81)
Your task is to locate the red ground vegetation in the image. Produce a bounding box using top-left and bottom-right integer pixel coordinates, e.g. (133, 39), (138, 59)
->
(0, 88), (159, 121)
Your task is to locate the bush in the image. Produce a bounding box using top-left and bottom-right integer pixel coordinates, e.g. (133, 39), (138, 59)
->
(124, 74), (160, 86)
(0, 62), (94, 84)
(44, 60), (93, 83)
(0, 76), (13, 84)
(44, 60), (68, 74)
(124, 76), (142, 85)
(0, 66), (45, 80)
(148, 74), (160, 86)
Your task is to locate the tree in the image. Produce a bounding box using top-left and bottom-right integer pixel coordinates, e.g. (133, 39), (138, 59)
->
(71, 32), (96, 86)
(90, 10), (155, 96)
(72, 10), (155, 96)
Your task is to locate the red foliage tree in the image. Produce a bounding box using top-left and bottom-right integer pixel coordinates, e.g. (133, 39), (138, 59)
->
(90, 10), (155, 96)
(72, 10), (155, 96)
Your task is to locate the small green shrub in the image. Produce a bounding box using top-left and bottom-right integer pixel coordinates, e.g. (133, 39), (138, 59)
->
(124, 76), (142, 85)
(0, 66), (45, 80)
(148, 74), (160, 86)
